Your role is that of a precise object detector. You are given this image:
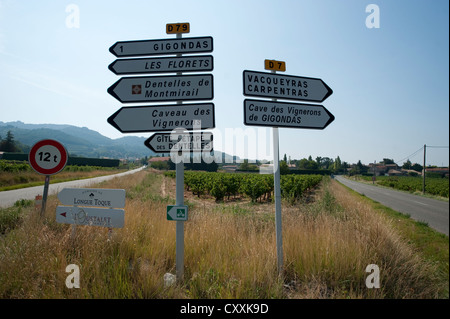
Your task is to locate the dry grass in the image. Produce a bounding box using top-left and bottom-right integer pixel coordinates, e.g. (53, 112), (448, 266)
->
(0, 169), (446, 298)
(283, 179), (445, 298)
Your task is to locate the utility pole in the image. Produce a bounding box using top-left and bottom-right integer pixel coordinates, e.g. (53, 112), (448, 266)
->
(422, 144), (426, 194)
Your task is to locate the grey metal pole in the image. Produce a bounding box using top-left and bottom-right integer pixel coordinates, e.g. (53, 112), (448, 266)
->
(271, 69), (283, 274)
(422, 144), (426, 194)
(40, 175), (50, 216)
(175, 32), (185, 281)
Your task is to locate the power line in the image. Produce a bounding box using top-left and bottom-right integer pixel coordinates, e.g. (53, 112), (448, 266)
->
(395, 145), (449, 166)
(395, 146), (424, 165)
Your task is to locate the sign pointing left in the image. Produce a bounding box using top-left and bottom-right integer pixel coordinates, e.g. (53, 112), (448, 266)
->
(109, 36), (213, 57)
(145, 132), (213, 153)
(56, 206), (125, 228)
(108, 103), (215, 133)
(107, 74), (213, 103)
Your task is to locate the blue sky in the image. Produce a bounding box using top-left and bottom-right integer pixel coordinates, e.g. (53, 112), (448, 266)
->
(0, 0), (448, 166)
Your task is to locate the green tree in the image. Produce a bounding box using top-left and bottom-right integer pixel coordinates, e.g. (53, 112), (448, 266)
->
(0, 131), (19, 152)
(240, 159), (250, 170)
(333, 156), (342, 172)
(411, 163), (423, 172)
(321, 157), (333, 169)
(298, 158), (318, 170)
(280, 160), (290, 175)
(316, 156), (322, 167)
(402, 160), (412, 169)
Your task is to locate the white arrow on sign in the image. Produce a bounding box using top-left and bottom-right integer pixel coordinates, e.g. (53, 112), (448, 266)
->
(243, 99), (335, 130)
(109, 36), (213, 57)
(56, 206), (125, 228)
(243, 70), (333, 103)
(108, 103), (215, 133)
(108, 55), (214, 75)
(58, 188), (125, 208)
(144, 132), (213, 153)
(167, 205), (188, 221)
(108, 74), (213, 103)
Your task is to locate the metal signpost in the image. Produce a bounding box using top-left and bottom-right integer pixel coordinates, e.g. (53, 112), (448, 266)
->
(28, 139), (68, 216)
(107, 103), (215, 133)
(56, 206), (125, 228)
(56, 188), (125, 233)
(243, 61), (334, 274)
(144, 132), (213, 154)
(109, 36), (213, 57)
(57, 188), (126, 208)
(107, 74), (213, 103)
(56, 187), (126, 236)
(108, 55), (213, 75)
(243, 70), (333, 103)
(107, 22), (214, 281)
(243, 99), (335, 129)
(167, 205), (188, 221)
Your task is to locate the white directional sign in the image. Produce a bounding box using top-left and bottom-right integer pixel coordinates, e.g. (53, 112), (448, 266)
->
(108, 103), (215, 133)
(108, 74), (213, 103)
(243, 99), (335, 129)
(108, 55), (213, 75)
(145, 132), (213, 153)
(243, 70), (333, 103)
(167, 205), (188, 221)
(109, 36), (213, 57)
(58, 188), (125, 208)
(56, 206), (125, 228)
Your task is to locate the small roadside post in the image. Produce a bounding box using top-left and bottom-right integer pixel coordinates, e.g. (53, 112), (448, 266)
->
(28, 139), (68, 216)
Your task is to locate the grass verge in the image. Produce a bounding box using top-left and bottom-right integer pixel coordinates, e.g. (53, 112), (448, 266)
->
(0, 170), (447, 298)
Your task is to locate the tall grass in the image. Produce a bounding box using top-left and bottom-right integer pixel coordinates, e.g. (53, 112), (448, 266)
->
(283, 178), (445, 298)
(0, 170), (446, 298)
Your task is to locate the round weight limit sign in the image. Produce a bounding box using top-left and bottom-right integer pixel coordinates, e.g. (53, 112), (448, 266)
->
(29, 139), (68, 175)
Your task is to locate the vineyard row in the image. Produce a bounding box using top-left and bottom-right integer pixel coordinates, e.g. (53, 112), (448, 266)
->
(164, 171), (323, 203)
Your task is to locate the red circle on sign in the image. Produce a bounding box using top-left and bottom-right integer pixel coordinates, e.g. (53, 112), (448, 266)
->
(28, 139), (68, 175)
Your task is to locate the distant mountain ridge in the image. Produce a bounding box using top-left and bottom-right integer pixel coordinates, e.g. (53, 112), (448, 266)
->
(0, 121), (154, 159)
(0, 121), (238, 162)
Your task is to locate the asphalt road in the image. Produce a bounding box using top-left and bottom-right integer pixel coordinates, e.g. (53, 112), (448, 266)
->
(334, 175), (449, 236)
(0, 167), (145, 209)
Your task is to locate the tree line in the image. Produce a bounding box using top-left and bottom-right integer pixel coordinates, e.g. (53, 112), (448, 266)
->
(0, 131), (25, 153)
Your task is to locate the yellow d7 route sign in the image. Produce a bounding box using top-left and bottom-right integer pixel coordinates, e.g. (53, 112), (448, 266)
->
(264, 59), (286, 72)
(166, 22), (190, 34)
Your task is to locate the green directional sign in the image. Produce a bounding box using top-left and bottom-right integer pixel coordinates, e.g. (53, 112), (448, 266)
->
(167, 205), (188, 221)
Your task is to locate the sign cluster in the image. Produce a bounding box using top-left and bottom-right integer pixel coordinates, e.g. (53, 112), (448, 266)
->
(107, 24), (214, 155)
(242, 59), (335, 274)
(108, 23), (214, 226)
(243, 60), (335, 130)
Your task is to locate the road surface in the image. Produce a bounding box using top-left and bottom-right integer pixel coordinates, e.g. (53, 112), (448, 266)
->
(0, 167), (145, 209)
(334, 175), (449, 236)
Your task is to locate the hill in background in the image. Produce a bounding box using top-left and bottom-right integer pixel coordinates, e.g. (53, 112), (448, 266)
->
(0, 121), (154, 160)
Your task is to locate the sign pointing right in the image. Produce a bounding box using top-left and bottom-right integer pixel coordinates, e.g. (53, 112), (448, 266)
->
(243, 70), (333, 103)
(243, 99), (335, 130)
